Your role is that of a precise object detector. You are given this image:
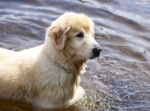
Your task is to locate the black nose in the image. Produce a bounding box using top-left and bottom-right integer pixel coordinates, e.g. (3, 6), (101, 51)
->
(92, 48), (102, 58)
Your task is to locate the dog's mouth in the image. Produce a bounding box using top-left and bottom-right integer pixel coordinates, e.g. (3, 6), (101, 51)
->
(89, 54), (101, 60)
(75, 53), (101, 60)
(90, 56), (99, 60)
(90, 56), (96, 59)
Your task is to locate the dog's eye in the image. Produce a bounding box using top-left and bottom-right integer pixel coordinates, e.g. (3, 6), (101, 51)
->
(76, 32), (84, 38)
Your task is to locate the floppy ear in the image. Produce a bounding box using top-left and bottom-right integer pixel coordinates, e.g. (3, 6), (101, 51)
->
(48, 25), (70, 50)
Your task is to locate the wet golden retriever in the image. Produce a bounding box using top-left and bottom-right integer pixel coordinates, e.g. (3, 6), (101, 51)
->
(0, 12), (101, 109)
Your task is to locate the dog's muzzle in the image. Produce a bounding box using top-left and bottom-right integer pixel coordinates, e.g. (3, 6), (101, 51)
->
(91, 47), (102, 59)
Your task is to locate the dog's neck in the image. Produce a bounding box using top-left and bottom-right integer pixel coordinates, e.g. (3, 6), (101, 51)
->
(43, 37), (86, 75)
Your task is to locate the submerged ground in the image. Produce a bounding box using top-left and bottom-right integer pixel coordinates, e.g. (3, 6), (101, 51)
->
(0, 0), (150, 111)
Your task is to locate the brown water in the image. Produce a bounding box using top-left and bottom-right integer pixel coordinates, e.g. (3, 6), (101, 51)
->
(0, 0), (150, 111)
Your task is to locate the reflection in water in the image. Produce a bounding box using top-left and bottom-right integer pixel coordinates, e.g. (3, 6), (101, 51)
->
(0, 0), (150, 111)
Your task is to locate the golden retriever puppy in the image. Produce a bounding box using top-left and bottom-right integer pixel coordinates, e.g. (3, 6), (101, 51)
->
(0, 12), (102, 109)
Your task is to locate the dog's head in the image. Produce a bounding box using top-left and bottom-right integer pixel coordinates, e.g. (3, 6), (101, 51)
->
(47, 12), (102, 60)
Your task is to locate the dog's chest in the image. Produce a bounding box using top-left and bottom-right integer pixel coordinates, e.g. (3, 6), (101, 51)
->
(35, 70), (79, 105)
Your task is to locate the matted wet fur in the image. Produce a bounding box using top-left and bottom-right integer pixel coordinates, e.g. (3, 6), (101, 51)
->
(0, 12), (101, 109)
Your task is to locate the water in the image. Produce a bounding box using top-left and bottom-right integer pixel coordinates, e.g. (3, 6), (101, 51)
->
(0, 0), (150, 111)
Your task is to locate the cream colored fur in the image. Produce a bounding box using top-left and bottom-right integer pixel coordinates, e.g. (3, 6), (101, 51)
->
(0, 12), (100, 109)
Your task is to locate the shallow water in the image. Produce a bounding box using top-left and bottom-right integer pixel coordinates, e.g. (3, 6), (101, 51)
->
(0, 0), (150, 111)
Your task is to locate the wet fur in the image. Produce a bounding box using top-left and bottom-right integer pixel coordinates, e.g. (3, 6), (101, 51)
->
(0, 12), (99, 108)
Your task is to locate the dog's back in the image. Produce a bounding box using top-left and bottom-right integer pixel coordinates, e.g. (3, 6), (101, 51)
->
(0, 48), (17, 61)
(0, 48), (20, 99)
(0, 46), (42, 100)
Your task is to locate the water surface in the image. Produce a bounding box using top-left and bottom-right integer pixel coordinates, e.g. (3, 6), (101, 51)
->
(0, 0), (150, 111)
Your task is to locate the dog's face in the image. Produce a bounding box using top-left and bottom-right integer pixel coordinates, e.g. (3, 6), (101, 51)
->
(47, 12), (101, 60)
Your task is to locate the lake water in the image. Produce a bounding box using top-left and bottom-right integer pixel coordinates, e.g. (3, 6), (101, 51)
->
(0, 0), (150, 111)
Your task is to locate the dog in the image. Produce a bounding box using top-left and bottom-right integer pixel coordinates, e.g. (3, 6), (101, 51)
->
(0, 12), (102, 109)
